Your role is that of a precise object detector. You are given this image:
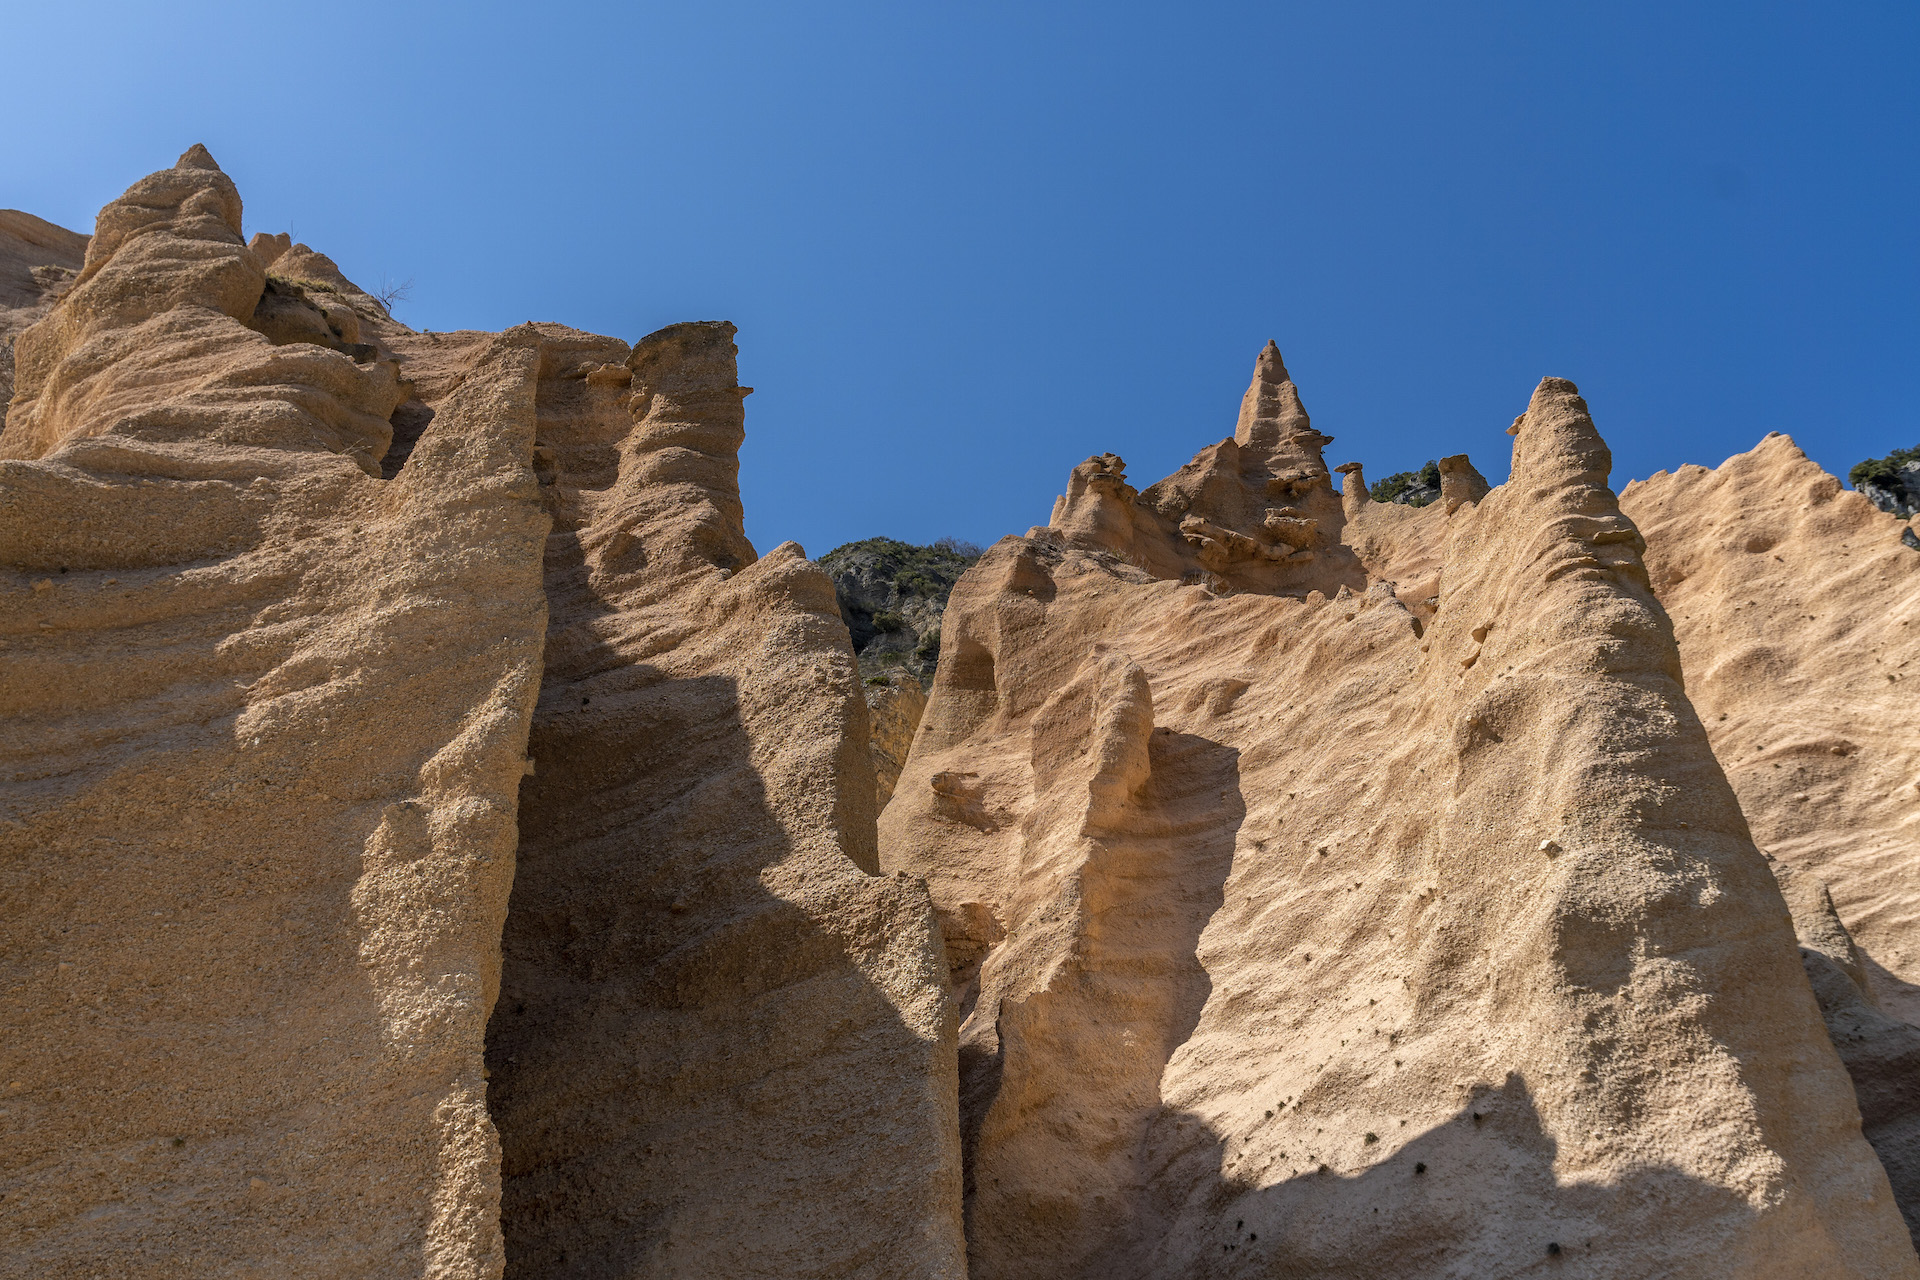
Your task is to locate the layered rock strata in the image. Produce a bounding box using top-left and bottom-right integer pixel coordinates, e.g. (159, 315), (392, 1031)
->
(882, 350), (1919, 1277)
(2, 149), (961, 1279)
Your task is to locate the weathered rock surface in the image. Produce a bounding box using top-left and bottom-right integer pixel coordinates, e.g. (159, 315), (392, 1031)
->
(1622, 437), (1920, 1021)
(1773, 861), (1920, 1250)
(2, 146), (545, 1279)
(0, 209), (90, 410)
(3, 150), (961, 1279)
(882, 349), (1918, 1277)
(481, 320), (963, 1279)
(864, 668), (930, 809)
(1622, 435), (1920, 1244)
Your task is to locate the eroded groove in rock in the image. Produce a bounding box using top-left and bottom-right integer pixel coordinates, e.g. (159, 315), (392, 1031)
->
(483, 321), (965, 1279)
(2, 150), (550, 1278)
(882, 353), (1920, 1277)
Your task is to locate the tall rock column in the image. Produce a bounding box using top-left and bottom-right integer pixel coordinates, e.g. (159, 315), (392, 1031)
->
(484, 322), (965, 1279)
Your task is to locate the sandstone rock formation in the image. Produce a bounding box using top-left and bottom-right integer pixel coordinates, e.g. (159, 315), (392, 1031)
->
(10, 146), (1920, 1280)
(2, 145), (539, 1278)
(863, 669), (931, 808)
(1622, 435), (1920, 1245)
(480, 320), (962, 1279)
(0, 209), (89, 407)
(2, 149), (960, 1279)
(881, 349), (1919, 1277)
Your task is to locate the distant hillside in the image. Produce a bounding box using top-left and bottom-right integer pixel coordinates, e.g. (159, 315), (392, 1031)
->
(817, 536), (981, 683)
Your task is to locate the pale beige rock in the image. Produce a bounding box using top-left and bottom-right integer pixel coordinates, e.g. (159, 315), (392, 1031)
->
(2, 151), (962, 1279)
(1621, 436), (1920, 1021)
(482, 319), (964, 1279)
(864, 669), (930, 808)
(883, 351), (1918, 1277)
(1622, 436), (1920, 1243)
(1, 149), (549, 1278)
(0, 209), (89, 410)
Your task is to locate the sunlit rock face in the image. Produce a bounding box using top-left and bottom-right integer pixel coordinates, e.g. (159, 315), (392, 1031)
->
(883, 351), (1920, 1279)
(1, 149), (962, 1280)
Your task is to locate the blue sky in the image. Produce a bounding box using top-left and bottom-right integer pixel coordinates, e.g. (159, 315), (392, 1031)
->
(5, 2), (1914, 554)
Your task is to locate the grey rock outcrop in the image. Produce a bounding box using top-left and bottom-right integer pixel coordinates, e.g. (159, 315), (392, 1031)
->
(817, 536), (980, 684)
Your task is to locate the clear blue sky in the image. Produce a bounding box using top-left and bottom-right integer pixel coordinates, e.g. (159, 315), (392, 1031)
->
(5, 2), (1914, 555)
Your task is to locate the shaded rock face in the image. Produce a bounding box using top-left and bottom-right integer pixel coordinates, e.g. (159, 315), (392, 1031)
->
(1773, 863), (1920, 1251)
(882, 352), (1919, 1277)
(2, 150), (961, 1279)
(482, 322), (963, 1280)
(1850, 446), (1920, 519)
(817, 537), (974, 809)
(864, 669), (930, 809)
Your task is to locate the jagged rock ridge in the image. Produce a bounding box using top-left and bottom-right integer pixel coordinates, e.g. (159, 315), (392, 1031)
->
(881, 347), (1918, 1277)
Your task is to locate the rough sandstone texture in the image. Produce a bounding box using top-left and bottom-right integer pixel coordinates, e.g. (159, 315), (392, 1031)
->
(1621, 438), (1920, 1245)
(2, 150), (961, 1279)
(881, 348), (1919, 1278)
(0, 208), (89, 408)
(1, 146), (544, 1279)
(864, 669), (931, 809)
(481, 321), (963, 1278)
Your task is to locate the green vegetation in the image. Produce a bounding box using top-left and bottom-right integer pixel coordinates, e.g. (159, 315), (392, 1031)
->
(1849, 444), (1919, 490)
(266, 273), (338, 297)
(1369, 460), (1440, 506)
(817, 536), (983, 599)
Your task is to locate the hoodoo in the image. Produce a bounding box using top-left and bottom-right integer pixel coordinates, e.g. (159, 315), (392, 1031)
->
(880, 350), (1919, 1277)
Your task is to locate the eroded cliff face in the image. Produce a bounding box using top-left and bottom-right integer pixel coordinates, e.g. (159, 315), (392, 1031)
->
(881, 352), (1919, 1277)
(1, 146), (546, 1279)
(1621, 438), (1920, 1245)
(1, 149), (961, 1279)
(0, 208), (88, 408)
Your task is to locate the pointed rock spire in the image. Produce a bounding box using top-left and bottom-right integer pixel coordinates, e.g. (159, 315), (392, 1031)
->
(1234, 340), (1318, 456)
(176, 143), (221, 172)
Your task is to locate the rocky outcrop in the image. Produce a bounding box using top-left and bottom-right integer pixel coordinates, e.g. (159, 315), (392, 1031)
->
(1850, 445), (1920, 519)
(2, 146), (543, 1279)
(1773, 861), (1920, 1248)
(1367, 458), (1441, 506)
(0, 208), (89, 409)
(1621, 438), (1920, 1021)
(2, 149), (960, 1279)
(864, 669), (930, 808)
(818, 536), (980, 683)
(882, 350), (1918, 1277)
